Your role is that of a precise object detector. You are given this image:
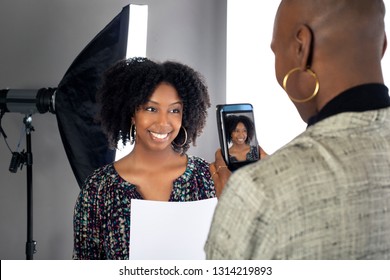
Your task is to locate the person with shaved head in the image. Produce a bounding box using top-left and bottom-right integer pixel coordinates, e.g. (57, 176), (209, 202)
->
(205, 0), (390, 259)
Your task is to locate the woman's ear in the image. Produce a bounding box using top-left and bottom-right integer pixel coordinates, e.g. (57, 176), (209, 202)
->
(295, 24), (314, 68)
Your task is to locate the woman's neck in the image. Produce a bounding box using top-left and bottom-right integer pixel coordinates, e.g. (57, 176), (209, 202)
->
(125, 145), (184, 169)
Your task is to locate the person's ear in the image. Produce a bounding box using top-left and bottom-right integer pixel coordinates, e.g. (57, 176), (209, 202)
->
(295, 24), (314, 68)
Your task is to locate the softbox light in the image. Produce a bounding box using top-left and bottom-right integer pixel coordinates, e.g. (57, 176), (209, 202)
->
(0, 5), (131, 259)
(1, 5), (129, 187)
(55, 5), (129, 187)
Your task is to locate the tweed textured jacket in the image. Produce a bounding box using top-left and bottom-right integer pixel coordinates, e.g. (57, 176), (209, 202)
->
(205, 107), (390, 259)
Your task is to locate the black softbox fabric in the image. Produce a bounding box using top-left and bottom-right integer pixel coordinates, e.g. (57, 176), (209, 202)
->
(55, 6), (129, 188)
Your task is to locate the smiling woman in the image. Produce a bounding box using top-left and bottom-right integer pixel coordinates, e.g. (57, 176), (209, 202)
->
(72, 57), (217, 259)
(133, 83), (183, 153)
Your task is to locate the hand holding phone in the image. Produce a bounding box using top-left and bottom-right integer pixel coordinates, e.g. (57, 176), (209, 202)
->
(216, 103), (260, 171)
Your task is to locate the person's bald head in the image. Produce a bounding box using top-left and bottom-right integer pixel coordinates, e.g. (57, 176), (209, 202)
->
(271, 0), (387, 122)
(281, 0), (385, 55)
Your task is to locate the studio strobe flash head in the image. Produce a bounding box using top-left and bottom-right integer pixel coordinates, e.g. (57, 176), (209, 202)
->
(0, 88), (56, 115)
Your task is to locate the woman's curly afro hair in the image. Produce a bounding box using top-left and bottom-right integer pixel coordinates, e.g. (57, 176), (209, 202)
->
(96, 57), (211, 154)
(226, 114), (255, 145)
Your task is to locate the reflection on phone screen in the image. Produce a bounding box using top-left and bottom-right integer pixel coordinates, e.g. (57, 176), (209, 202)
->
(224, 113), (259, 164)
(216, 103), (260, 171)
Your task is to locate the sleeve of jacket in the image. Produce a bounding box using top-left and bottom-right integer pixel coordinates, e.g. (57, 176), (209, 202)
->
(204, 165), (276, 259)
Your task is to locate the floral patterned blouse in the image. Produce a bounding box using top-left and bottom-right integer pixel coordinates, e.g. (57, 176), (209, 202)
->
(73, 155), (216, 259)
(229, 145), (259, 162)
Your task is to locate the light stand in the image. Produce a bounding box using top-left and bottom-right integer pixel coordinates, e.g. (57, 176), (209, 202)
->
(7, 115), (37, 259)
(24, 115), (36, 259)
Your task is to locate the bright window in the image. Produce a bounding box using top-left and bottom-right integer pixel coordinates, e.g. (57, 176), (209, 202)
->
(227, 0), (390, 154)
(115, 4), (148, 161)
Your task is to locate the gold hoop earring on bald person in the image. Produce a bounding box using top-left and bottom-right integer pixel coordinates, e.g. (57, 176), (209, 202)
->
(283, 67), (320, 103)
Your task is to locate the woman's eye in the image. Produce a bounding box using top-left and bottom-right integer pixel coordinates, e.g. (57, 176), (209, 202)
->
(145, 107), (157, 112)
(170, 108), (181, 113)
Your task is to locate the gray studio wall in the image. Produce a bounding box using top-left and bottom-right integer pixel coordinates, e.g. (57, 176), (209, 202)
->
(0, 0), (226, 259)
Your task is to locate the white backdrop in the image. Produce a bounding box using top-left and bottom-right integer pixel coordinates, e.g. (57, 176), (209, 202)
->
(227, 0), (390, 154)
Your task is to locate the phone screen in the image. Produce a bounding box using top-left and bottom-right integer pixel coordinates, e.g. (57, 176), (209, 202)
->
(216, 103), (259, 171)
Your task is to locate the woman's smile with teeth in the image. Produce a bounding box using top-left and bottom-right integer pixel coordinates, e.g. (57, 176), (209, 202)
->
(150, 131), (169, 140)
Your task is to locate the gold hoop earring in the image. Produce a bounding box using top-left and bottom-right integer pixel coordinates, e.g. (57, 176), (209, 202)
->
(282, 67), (320, 103)
(173, 126), (188, 147)
(130, 123), (136, 145)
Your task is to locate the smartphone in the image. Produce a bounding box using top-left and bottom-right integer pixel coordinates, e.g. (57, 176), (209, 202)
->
(216, 103), (260, 171)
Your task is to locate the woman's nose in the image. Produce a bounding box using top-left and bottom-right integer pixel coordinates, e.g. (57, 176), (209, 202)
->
(156, 112), (169, 125)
